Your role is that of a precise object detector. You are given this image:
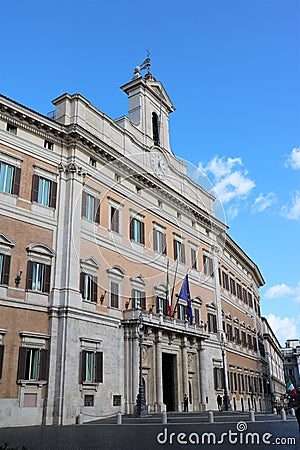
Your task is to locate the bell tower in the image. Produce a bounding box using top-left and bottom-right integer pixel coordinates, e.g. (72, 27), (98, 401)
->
(120, 58), (175, 153)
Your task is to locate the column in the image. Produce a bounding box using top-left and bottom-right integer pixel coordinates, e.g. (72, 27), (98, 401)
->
(155, 330), (164, 412)
(198, 341), (208, 411)
(182, 336), (188, 409)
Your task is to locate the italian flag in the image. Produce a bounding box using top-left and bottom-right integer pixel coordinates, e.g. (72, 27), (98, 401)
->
(287, 380), (296, 395)
(166, 261), (172, 318)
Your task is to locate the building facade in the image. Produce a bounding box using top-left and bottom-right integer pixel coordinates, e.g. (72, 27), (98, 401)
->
(282, 339), (300, 396)
(262, 317), (286, 410)
(0, 65), (269, 427)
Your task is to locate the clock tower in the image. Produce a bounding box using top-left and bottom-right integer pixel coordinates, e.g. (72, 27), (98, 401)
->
(120, 61), (175, 154)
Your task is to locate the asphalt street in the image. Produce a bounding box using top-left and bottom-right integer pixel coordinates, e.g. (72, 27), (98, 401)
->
(0, 412), (299, 450)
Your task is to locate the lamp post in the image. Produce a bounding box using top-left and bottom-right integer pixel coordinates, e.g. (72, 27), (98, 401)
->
(220, 332), (231, 411)
(134, 312), (148, 417)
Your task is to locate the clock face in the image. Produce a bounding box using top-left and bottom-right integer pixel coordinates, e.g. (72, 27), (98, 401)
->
(151, 153), (166, 178)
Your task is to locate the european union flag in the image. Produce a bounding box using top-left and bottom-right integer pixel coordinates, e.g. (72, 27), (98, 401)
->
(178, 274), (193, 325)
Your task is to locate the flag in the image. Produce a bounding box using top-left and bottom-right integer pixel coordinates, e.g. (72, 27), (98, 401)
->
(166, 261), (172, 318)
(178, 274), (193, 325)
(287, 380), (296, 395)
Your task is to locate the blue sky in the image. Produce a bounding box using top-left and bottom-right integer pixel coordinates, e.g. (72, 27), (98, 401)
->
(1, 0), (299, 344)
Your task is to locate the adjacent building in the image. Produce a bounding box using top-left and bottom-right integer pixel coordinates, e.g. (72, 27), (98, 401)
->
(0, 64), (274, 426)
(262, 317), (286, 410)
(282, 339), (300, 396)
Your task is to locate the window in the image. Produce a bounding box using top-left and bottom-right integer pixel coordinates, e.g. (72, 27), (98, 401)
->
(177, 212), (181, 220)
(173, 239), (185, 263)
(248, 292), (253, 308)
(207, 313), (217, 333)
(238, 373), (244, 393)
(6, 123), (17, 134)
(44, 140), (53, 150)
(31, 175), (57, 208)
(234, 327), (241, 344)
(241, 331), (247, 347)
(156, 296), (168, 315)
(110, 206), (120, 233)
(80, 350), (103, 383)
(194, 308), (200, 325)
(230, 278), (236, 296)
(26, 261), (51, 293)
(130, 218), (145, 244)
(110, 281), (119, 308)
(152, 112), (159, 146)
(227, 324), (233, 341)
(178, 304), (188, 321)
(113, 395), (122, 406)
(89, 157), (96, 167)
(17, 347), (48, 381)
(242, 288), (248, 304)
(84, 394), (94, 406)
(222, 271), (229, 290)
(0, 344), (4, 380)
(131, 289), (146, 310)
(80, 273), (98, 302)
(0, 162), (21, 195)
(82, 192), (100, 223)
(203, 255), (213, 277)
(247, 334), (253, 349)
(214, 367), (224, 390)
(0, 253), (11, 285)
(153, 229), (166, 254)
(236, 282), (242, 300)
(190, 248), (198, 270)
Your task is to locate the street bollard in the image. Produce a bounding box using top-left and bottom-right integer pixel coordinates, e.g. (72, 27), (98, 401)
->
(162, 411), (167, 424)
(280, 409), (286, 421)
(208, 410), (214, 423)
(249, 409), (255, 422)
(76, 413), (84, 424)
(272, 407), (277, 414)
(290, 408), (295, 417)
(117, 412), (122, 425)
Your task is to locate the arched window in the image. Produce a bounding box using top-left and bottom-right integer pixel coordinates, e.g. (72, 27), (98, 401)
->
(152, 112), (159, 146)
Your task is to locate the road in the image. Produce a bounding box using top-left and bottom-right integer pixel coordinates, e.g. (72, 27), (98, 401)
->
(0, 412), (298, 450)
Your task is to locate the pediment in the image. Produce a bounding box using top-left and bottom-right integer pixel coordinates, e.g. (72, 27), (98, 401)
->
(26, 242), (55, 257)
(80, 256), (100, 270)
(130, 274), (146, 286)
(0, 232), (16, 248)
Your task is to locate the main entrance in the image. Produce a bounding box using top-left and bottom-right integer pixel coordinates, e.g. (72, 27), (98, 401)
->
(162, 353), (177, 411)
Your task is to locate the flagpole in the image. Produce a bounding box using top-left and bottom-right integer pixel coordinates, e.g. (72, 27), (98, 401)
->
(171, 258), (179, 303)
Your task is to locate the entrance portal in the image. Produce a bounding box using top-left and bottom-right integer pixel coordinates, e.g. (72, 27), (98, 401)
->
(162, 353), (176, 411)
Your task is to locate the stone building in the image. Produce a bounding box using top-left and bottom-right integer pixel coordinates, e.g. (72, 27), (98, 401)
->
(282, 339), (300, 395)
(0, 64), (269, 426)
(262, 317), (286, 410)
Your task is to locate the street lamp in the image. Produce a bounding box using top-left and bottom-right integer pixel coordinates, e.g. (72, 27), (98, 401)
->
(134, 312), (148, 417)
(220, 332), (231, 411)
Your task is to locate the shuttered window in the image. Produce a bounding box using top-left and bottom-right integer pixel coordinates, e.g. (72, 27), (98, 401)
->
(0, 345), (4, 380)
(31, 174), (57, 208)
(207, 313), (217, 333)
(110, 206), (120, 233)
(82, 192), (100, 224)
(110, 281), (119, 308)
(17, 347), (48, 381)
(80, 351), (103, 383)
(0, 254), (11, 285)
(26, 261), (51, 293)
(0, 162), (21, 195)
(203, 255), (213, 276)
(173, 239), (185, 263)
(153, 229), (167, 254)
(80, 273), (98, 302)
(131, 289), (146, 310)
(213, 367), (224, 390)
(130, 218), (145, 244)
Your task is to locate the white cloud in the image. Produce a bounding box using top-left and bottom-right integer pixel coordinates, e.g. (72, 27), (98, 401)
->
(265, 283), (294, 299)
(265, 281), (300, 303)
(252, 192), (277, 212)
(285, 147), (300, 170)
(265, 314), (298, 345)
(199, 156), (255, 205)
(281, 190), (300, 220)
